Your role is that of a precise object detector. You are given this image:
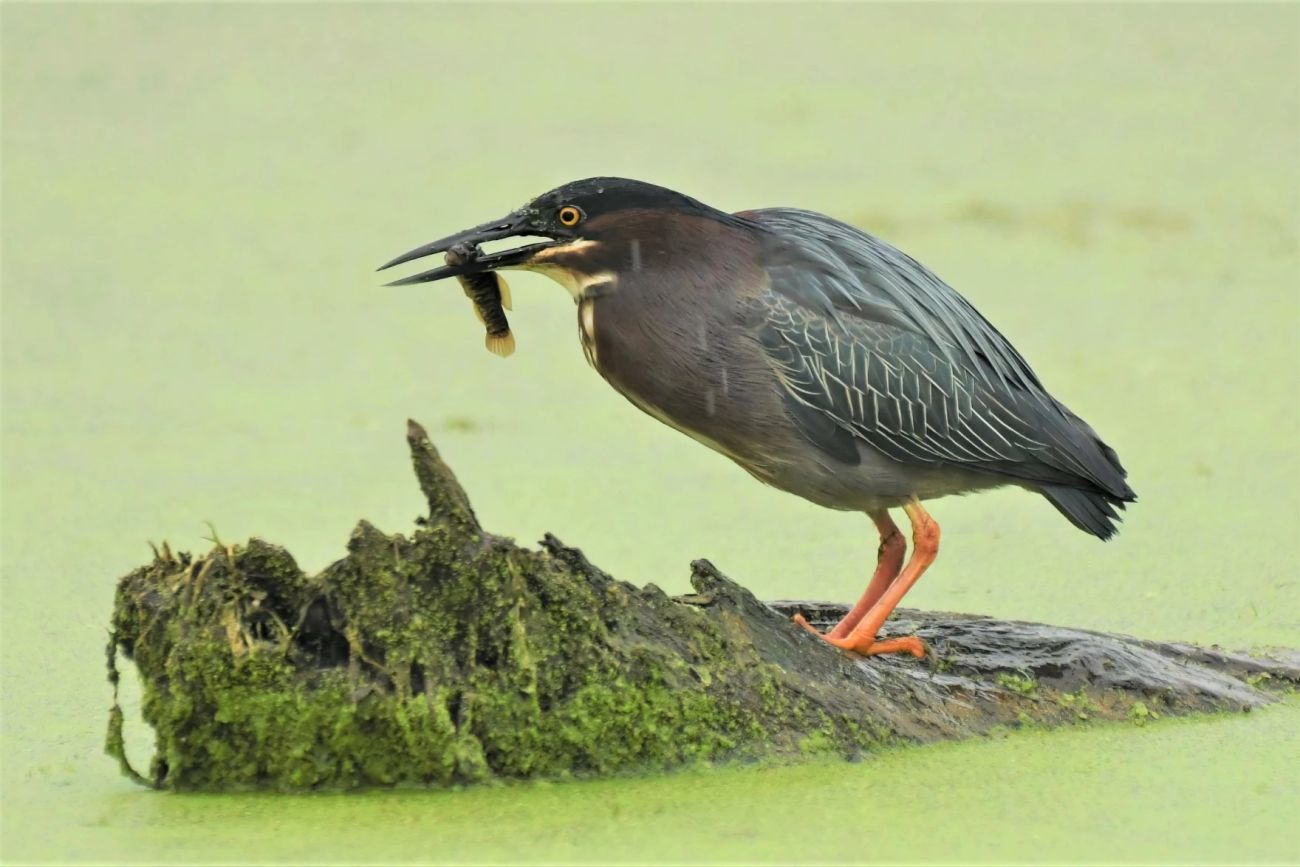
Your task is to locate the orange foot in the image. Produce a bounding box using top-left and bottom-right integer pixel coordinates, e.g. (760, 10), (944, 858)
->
(793, 613), (926, 658)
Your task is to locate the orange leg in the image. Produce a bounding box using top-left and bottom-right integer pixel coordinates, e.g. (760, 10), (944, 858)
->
(826, 510), (905, 639)
(795, 499), (939, 658)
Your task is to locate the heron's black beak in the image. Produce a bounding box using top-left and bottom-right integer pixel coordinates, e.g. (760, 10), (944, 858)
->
(377, 212), (563, 286)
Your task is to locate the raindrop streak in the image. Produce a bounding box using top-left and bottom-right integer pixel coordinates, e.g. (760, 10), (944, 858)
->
(705, 388), (716, 417)
(630, 238), (642, 272)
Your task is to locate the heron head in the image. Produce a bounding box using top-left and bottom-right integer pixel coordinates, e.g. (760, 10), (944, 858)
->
(379, 177), (739, 299)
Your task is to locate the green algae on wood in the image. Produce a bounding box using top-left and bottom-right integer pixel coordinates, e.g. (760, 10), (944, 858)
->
(106, 421), (1300, 791)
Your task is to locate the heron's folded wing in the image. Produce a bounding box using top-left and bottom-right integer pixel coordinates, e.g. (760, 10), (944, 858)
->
(746, 207), (1047, 397)
(745, 210), (1128, 492)
(756, 290), (1080, 482)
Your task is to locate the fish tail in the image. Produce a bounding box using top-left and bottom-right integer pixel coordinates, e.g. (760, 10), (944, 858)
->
(485, 330), (516, 358)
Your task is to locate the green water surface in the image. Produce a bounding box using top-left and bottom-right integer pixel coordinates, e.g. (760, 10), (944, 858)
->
(3, 4), (1298, 863)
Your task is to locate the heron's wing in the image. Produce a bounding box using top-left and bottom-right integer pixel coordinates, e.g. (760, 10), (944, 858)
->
(746, 208), (1045, 394)
(757, 290), (1076, 480)
(745, 208), (1130, 493)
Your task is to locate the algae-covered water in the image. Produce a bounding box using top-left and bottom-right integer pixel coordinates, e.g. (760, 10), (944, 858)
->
(3, 4), (1298, 863)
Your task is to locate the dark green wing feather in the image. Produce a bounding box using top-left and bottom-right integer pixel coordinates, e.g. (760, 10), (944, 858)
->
(747, 208), (1134, 502)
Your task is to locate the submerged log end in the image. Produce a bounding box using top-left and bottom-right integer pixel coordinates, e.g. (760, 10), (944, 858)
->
(406, 419), (480, 536)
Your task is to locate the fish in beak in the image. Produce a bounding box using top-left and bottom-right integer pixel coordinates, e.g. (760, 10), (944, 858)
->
(377, 211), (568, 286)
(444, 243), (516, 358)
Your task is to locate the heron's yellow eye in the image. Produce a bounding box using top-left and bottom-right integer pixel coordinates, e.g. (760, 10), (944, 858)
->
(557, 205), (583, 227)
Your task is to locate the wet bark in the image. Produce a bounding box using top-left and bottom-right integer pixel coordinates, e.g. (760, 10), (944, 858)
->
(107, 421), (1299, 791)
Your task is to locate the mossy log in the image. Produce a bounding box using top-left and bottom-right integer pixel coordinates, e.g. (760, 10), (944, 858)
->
(107, 421), (1300, 791)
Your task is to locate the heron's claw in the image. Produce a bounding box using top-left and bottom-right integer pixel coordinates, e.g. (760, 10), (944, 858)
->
(793, 613), (926, 658)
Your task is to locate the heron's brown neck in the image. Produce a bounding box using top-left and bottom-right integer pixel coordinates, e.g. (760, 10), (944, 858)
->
(517, 210), (753, 302)
(518, 239), (617, 301)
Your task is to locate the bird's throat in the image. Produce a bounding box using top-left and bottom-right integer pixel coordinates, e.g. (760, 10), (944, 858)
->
(578, 296), (598, 367)
(517, 239), (617, 300)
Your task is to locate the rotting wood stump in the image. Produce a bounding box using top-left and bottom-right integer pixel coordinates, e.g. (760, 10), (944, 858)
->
(106, 421), (1300, 791)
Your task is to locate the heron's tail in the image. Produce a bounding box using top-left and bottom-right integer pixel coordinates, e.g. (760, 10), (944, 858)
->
(1040, 484), (1133, 540)
(1038, 403), (1135, 540)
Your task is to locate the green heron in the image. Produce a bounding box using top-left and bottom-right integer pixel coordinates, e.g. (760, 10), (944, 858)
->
(379, 178), (1135, 658)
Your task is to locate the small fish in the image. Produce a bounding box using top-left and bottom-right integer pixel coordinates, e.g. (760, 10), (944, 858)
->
(445, 243), (515, 357)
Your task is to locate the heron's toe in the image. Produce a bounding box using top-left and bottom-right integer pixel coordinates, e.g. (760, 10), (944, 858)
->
(796, 619), (926, 659)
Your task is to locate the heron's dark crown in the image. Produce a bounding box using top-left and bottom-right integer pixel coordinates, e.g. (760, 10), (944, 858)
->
(521, 177), (734, 225)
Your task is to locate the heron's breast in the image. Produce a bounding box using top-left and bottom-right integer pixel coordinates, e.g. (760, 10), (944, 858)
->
(578, 290), (788, 469)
